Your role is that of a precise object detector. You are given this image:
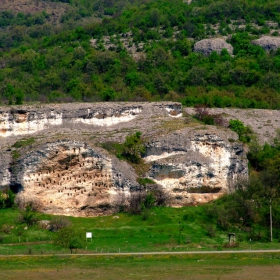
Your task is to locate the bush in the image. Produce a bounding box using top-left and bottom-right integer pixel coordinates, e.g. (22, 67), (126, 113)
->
(122, 131), (146, 164)
(16, 204), (38, 226)
(1, 224), (12, 234)
(15, 194), (42, 211)
(49, 216), (72, 232)
(194, 105), (228, 127)
(128, 186), (170, 214)
(0, 190), (15, 209)
(229, 119), (253, 143)
(205, 224), (216, 237)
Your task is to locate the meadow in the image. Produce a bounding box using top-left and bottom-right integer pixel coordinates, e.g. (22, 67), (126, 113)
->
(1, 205), (280, 255)
(1, 253), (280, 279)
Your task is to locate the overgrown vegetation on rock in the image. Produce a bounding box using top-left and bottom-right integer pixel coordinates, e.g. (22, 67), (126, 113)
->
(102, 131), (146, 164)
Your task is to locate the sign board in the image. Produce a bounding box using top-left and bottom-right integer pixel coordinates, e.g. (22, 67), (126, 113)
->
(86, 232), (92, 239)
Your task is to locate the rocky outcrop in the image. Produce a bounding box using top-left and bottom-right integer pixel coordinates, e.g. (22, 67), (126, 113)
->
(194, 38), (233, 56)
(0, 102), (254, 216)
(0, 151), (11, 187)
(0, 102), (182, 138)
(251, 36), (280, 52)
(145, 128), (248, 206)
(10, 140), (138, 217)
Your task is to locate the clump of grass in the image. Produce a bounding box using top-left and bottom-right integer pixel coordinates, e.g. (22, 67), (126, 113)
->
(11, 150), (21, 159)
(137, 178), (156, 186)
(12, 137), (35, 149)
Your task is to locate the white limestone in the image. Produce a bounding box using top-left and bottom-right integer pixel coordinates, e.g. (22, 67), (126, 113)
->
(0, 112), (62, 137)
(73, 108), (142, 126)
(144, 151), (185, 162)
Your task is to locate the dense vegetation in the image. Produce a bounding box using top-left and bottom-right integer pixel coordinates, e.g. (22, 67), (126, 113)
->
(1, 0), (280, 107)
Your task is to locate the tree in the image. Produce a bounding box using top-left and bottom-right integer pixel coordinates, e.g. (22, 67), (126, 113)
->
(54, 226), (85, 254)
(122, 131), (146, 163)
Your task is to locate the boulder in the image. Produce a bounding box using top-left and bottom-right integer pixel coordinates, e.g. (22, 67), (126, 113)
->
(251, 36), (280, 52)
(194, 38), (233, 56)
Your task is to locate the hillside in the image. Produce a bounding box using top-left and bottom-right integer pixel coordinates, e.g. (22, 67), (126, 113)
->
(1, 0), (280, 248)
(1, 0), (280, 107)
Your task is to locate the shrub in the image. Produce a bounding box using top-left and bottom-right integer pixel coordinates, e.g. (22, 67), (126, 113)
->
(0, 190), (15, 209)
(1, 224), (12, 234)
(49, 216), (72, 232)
(122, 131), (146, 164)
(16, 204), (38, 226)
(15, 194), (42, 211)
(205, 224), (216, 237)
(229, 119), (253, 143)
(194, 104), (228, 127)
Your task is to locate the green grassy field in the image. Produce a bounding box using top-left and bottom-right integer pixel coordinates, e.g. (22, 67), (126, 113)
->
(1, 253), (280, 280)
(1, 206), (280, 255)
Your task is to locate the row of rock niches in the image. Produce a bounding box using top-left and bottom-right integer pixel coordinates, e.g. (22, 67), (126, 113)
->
(0, 102), (248, 216)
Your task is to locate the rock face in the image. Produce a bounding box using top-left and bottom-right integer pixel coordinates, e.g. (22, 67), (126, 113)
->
(11, 140), (138, 217)
(145, 128), (248, 206)
(194, 38), (233, 55)
(0, 102), (252, 216)
(0, 102), (182, 138)
(251, 36), (280, 52)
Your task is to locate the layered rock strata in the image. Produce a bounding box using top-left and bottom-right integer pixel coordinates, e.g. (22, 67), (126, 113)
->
(145, 128), (248, 205)
(0, 102), (182, 138)
(11, 141), (138, 216)
(0, 102), (253, 216)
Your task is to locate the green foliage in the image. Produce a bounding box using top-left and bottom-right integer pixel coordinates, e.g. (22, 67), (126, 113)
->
(229, 119), (253, 143)
(1, 1), (280, 107)
(17, 205), (38, 226)
(205, 132), (280, 240)
(54, 226), (85, 253)
(12, 138), (35, 149)
(137, 178), (156, 186)
(0, 190), (15, 209)
(122, 131), (146, 164)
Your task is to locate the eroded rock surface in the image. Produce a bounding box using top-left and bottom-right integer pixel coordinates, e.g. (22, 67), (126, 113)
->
(194, 38), (233, 55)
(12, 141), (138, 217)
(1, 102), (269, 216)
(145, 128), (247, 206)
(0, 102), (181, 138)
(251, 36), (280, 52)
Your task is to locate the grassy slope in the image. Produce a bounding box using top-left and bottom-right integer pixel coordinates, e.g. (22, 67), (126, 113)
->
(1, 206), (280, 255)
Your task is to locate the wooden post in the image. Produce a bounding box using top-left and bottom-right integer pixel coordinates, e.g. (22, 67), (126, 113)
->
(270, 198), (273, 242)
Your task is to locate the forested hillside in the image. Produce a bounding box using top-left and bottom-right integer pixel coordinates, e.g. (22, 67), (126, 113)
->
(1, 0), (280, 108)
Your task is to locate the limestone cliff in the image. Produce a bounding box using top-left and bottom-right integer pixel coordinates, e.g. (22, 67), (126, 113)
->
(145, 128), (247, 205)
(0, 102), (252, 216)
(0, 102), (181, 138)
(11, 140), (138, 217)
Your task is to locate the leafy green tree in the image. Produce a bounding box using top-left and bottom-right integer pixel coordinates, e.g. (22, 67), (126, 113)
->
(122, 131), (145, 163)
(54, 226), (85, 254)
